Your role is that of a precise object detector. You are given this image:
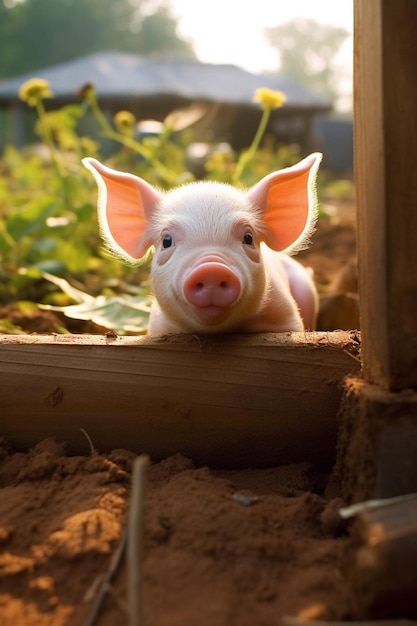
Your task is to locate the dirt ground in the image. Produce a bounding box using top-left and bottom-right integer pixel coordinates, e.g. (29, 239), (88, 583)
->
(0, 203), (361, 625)
(0, 440), (358, 626)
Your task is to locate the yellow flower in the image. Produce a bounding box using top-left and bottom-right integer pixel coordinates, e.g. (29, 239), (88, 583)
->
(253, 87), (286, 111)
(114, 110), (136, 135)
(19, 78), (54, 107)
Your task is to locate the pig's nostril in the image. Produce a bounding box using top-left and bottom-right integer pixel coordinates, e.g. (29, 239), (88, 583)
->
(184, 263), (241, 309)
(195, 279), (229, 290)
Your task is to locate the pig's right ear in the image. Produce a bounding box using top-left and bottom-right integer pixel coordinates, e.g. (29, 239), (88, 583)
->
(247, 152), (322, 254)
(82, 158), (162, 262)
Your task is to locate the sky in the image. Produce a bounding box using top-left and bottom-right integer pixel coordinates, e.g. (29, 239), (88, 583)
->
(169, 0), (353, 73)
(168, 0), (354, 110)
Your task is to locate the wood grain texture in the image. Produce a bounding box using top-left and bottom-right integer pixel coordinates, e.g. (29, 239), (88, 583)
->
(0, 331), (360, 468)
(354, 0), (417, 390)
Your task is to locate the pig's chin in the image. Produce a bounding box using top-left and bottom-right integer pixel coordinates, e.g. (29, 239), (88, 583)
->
(192, 304), (232, 326)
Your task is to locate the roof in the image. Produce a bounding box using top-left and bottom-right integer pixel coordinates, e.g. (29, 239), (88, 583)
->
(0, 51), (331, 110)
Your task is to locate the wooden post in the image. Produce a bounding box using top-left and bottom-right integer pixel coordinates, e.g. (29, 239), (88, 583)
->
(337, 0), (417, 501)
(354, 0), (417, 391)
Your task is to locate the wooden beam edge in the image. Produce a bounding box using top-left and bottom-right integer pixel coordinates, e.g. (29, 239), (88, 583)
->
(0, 329), (361, 350)
(0, 331), (361, 468)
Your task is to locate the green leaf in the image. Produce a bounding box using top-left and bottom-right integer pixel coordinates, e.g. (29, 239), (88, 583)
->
(41, 296), (151, 333)
(9, 267), (44, 292)
(74, 203), (94, 223)
(54, 239), (92, 274)
(0, 319), (27, 335)
(0, 220), (14, 252)
(40, 272), (95, 304)
(7, 198), (58, 241)
(39, 272), (151, 333)
(31, 260), (68, 276)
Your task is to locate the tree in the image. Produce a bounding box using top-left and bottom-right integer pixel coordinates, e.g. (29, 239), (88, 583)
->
(265, 18), (350, 110)
(135, 5), (195, 57)
(0, 0), (195, 79)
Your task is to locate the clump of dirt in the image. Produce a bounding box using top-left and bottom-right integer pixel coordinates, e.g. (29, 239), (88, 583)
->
(0, 438), (358, 626)
(0, 303), (66, 335)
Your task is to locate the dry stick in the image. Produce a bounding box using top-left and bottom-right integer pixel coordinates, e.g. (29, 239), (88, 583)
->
(79, 427), (96, 456)
(281, 616), (417, 626)
(84, 526), (128, 626)
(128, 454), (150, 626)
(83, 454), (149, 626)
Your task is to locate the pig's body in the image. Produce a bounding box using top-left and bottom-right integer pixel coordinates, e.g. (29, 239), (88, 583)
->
(83, 153), (322, 335)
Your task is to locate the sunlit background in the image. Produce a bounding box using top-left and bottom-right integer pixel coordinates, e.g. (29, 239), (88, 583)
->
(171, 0), (353, 112)
(0, 0), (353, 113)
(0, 0), (358, 337)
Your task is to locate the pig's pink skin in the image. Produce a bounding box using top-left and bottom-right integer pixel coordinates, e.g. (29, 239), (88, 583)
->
(148, 249), (313, 335)
(277, 253), (318, 331)
(183, 262), (241, 324)
(148, 247), (316, 335)
(83, 153), (322, 335)
(146, 182), (316, 335)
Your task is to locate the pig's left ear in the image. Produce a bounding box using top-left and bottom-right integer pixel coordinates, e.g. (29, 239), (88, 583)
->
(247, 152), (322, 253)
(83, 157), (162, 262)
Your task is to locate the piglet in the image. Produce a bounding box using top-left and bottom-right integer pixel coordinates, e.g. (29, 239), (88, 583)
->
(83, 153), (322, 335)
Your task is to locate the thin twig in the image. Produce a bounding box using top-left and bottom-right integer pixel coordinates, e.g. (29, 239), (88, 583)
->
(84, 526), (128, 626)
(281, 618), (417, 626)
(342, 348), (362, 363)
(79, 427), (96, 456)
(339, 491), (417, 519)
(128, 454), (150, 626)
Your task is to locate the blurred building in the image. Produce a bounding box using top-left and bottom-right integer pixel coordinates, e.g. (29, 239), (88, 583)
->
(0, 50), (332, 155)
(314, 116), (353, 175)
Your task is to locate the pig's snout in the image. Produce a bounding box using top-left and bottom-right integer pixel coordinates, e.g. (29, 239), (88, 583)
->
(183, 263), (241, 317)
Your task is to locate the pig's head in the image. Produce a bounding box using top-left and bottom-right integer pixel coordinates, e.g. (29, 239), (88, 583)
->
(83, 153), (322, 333)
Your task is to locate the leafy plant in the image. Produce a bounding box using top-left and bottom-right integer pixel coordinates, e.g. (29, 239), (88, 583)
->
(0, 79), (305, 334)
(40, 272), (152, 334)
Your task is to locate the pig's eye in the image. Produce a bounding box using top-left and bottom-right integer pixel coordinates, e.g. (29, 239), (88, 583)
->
(243, 232), (254, 246)
(162, 234), (174, 249)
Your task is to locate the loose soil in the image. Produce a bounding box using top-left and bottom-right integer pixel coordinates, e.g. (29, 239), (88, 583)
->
(0, 203), (361, 625)
(0, 440), (358, 626)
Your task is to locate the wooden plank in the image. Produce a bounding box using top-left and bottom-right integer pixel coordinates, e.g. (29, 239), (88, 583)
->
(346, 494), (417, 619)
(354, 0), (417, 390)
(0, 331), (360, 469)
